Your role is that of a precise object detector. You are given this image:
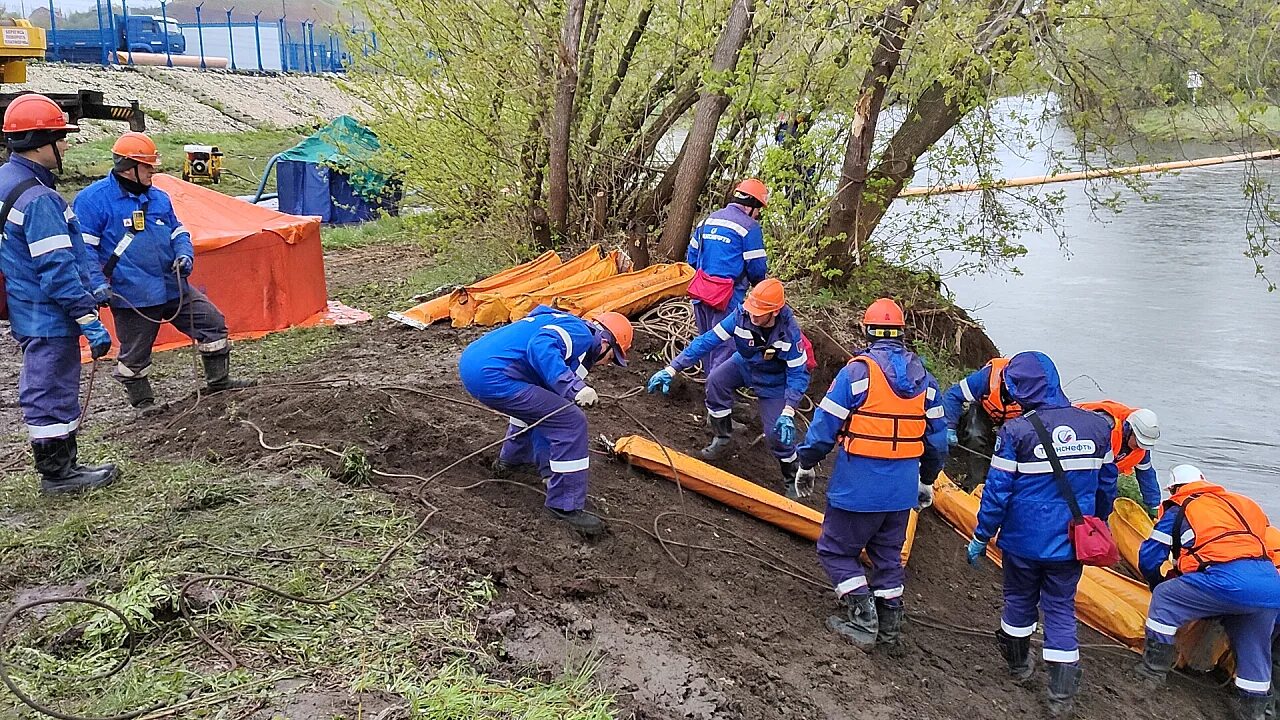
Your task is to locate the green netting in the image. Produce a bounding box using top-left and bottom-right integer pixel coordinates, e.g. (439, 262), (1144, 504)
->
(279, 115), (390, 198)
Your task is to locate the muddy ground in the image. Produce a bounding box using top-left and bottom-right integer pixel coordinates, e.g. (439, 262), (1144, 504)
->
(0, 242), (1236, 719)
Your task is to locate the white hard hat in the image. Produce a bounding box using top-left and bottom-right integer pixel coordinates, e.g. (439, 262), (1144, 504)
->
(1127, 408), (1160, 449)
(1160, 464), (1205, 492)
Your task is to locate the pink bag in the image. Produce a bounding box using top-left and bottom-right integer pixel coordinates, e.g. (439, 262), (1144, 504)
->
(687, 268), (735, 311)
(1069, 516), (1121, 567)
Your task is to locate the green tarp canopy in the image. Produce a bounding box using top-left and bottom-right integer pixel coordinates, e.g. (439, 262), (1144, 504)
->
(279, 115), (390, 198)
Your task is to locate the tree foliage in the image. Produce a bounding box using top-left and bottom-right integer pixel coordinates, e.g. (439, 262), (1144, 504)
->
(343, 0), (1280, 286)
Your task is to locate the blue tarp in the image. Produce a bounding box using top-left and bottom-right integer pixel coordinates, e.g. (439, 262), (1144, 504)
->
(276, 116), (400, 224)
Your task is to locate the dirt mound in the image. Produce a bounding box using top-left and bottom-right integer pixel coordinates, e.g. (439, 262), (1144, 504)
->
(116, 317), (1229, 720)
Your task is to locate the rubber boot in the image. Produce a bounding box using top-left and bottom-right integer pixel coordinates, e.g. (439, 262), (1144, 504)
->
(779, 458), (801, 499)
(546, 507), (606, 538)
(1237, 694), (1271, 720)
(1268, 659), (1280, 719)
(995, 629), (1034, 681)
(875, 597), (904, 650)
(700, 415), (733, 461)
(1133, 640), (1175, 688)
(202, 350), (257, 392)
(121, 377), (163, 416)
(491, 457), (538, 479)
(33, 435), (117, 495)
(827, 592), (878, 650)
(1046, 662), (1082, 718)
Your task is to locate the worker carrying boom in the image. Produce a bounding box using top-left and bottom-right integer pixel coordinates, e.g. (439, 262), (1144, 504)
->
(941, 356), (1022, 486)
(1135, 464), (1280, 720)
(458, 307), (633, 537)
(794, 298), (946, 650)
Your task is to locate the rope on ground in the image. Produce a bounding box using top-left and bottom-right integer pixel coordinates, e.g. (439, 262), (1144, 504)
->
(635, 299), (704, 382)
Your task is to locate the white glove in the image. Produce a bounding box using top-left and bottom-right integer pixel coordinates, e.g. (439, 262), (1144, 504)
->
(917, 481), (935, 510)
(574, 386), (599, 408)
(794, 466), (816, 498)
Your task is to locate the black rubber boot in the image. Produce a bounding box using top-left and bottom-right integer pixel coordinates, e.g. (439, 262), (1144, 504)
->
(996, 629), (1034, 681)
(875, 597), (904, 649)
(33, 435), (117, 495)
(1237, 694), (1271, 720)
(546, 507), (606, 538)
(1268, 658), (1280, 719)
(1134, 640), (1176, 688)
(779, 458), (801, 499)
(700, 415), (733, 460)
(827, 592), (878, 650)
(202, 350), (257, 391)
(491, 457), (538, 479)
(121, 377), (163, 416)
(1046, 662), (1082, 718)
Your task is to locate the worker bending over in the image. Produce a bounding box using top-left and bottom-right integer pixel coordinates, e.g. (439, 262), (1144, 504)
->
(1136, 464), (1280, 720)
(967, 351), (1117, 717)
(794, 298), (946, 650)
(647, 279), (810, 497)
(684, 178), (769, 375)
(458, 306), (633, 537)
(75, 131), (254, 414)
(1077, 400), (1161, 515)
(0, 94), (119, 494)
(941, 356), (1022, 486)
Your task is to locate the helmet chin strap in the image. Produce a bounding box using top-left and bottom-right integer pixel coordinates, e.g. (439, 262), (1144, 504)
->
(51, 142), (63, 174)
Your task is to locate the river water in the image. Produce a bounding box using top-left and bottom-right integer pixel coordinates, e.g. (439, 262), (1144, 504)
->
(886, 99), (1280, 514)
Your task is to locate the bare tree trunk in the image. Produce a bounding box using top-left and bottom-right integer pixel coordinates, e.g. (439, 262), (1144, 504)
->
(624, 224), (652, 269)
(586, 1), (654, 150)
(817, 0), (922, 280)
(548, 0), (588, 238)
(591, 190), (608, 244)
(576, 0), (605, 106)
(656, 0), (755, 260)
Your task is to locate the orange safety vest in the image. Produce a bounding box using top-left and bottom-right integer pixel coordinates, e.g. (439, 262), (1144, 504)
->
(1163, 481), (1271, 575)
(980, 357), (1022, 424)
(1078, 399), (1143, 474)
(1267, 526), (1280, 570)
(839, 355), (927, 460)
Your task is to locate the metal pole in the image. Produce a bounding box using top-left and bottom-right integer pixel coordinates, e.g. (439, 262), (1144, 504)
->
(253, 12), (263, 72)
(278, 16), (286, 71)
(195, 3), (206, 69)
(121, 0), (132, 66)
(225, 8), (236, 70)
(299, 20), (308, 73)
(103, 0), (115, 66)
(160, 0), (172, 67)
(46, 0), (59, 62)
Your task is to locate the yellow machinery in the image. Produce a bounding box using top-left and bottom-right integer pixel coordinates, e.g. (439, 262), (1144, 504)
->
(0, 19), (46, 84)
(182, 144), (224, 184)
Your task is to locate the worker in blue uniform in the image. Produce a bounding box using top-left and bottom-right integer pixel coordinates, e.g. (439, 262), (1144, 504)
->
(75, 131), (254, 414)
(0, 93), (118, 493)
(458, 307), (633, 537)
(1135, 464), (1280, 720)
(794, 298), (946, 650)
(684, 178), (769, 375)
(967, 351), (1117, 718)
(646, 279), (810, 498)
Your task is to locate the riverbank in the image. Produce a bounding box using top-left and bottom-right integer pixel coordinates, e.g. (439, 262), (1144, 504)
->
(1132, 102), (1280, 143)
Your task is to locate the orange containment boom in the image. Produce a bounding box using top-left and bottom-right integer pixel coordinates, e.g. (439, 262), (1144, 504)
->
(389, 249), (693, 329)
(612, 435), (918, 564)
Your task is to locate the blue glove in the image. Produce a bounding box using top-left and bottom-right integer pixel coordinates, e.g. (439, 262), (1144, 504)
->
(173, 255), (193, 277)
(647, 367), (674, 395)
(92, 284), (110, 307)
(966, 537), (988, 566)
(77, 315), (113, 359)
(947, 428), (958, 447)
(775, 413), (796, 446)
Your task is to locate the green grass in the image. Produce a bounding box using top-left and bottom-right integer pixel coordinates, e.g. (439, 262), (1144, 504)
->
(0, 450), (617, 719)
(1132, 103), (1280, 142)
(1117, 473), (1145, 506)
(63, 128), (306, 199)
(321, 214), (418, 251)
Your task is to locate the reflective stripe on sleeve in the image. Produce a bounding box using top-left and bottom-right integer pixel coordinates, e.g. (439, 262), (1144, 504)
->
(28, 234), (71, 257)
(926, 405), (945, 419)
(849, 378), (869, 396)
(82, 233), (100, 246)
(960, 379), (976, 402)
(171, 226), (189, 239)
(1148, 529), (1173, 544)
(713, 324), (732, 341)
(818, 397), (850, 419)
(544, 324), (574, 360)
(742, 249), (767, 260)
(704, 217), (748, 235)
(786, 353), (807, 368)
(989, 455), (1018, 472)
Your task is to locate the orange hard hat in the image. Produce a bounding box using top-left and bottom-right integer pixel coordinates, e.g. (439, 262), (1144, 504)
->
(743, 278), (786, 315)
(594, 311), (633, 366)
(112, 131), (160, 167)
(732, 178), (769, 208)
(3, 93), (78, 134)
(863, 298), (906, 327)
